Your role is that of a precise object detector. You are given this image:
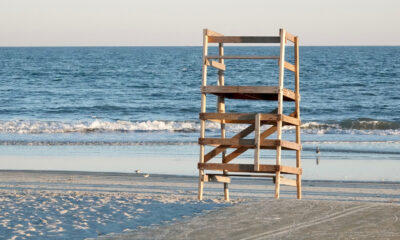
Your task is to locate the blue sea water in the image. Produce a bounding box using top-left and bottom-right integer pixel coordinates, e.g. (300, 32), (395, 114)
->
(0, 46), (399, 180)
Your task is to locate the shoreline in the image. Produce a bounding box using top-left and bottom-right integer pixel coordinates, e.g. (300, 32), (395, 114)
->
(1, 143), (399, 182)
(1, 169), (400, 184)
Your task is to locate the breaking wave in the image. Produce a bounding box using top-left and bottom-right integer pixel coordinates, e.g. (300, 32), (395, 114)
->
(0, 118), (399, 135)
(0, 120), (201, 134)
(300, 118), (400, 135)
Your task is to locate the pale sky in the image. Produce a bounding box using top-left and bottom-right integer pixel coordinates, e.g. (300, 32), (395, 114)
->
(0, 0), (399, 46)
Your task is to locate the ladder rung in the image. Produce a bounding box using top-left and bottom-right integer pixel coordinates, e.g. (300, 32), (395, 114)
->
(285, 32), (296, 43)
(284, 61), (295, 72)
(207, 56), (279, 60)
(206, 60), (226, 71)
(199, 113), (300, 126)
(198, 138), (301, 151)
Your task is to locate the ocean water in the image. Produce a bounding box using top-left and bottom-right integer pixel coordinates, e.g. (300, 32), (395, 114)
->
(0, 46), (399, 180)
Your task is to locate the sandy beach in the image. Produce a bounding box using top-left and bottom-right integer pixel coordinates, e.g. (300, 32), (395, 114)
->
(0, 170), (399, 239)
(107, 200), (400, 240)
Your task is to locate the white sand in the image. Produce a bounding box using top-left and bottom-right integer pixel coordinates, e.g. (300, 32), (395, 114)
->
(0, 170), (399, 239)
(0, 170), (231, 239)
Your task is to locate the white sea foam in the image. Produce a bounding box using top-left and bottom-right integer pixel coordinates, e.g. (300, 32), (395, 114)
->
(299, 121), (400, 135)
(0, 119), (399, 135)
(0, 120), (202, 134)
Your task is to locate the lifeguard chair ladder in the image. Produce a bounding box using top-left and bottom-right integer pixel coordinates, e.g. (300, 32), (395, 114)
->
(198, 28), (302, 200)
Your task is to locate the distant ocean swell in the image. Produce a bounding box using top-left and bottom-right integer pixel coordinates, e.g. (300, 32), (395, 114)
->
(0, 119), (399, 135)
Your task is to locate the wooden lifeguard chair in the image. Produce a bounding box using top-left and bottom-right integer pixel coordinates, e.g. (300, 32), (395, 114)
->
(197, 28), (302, 200)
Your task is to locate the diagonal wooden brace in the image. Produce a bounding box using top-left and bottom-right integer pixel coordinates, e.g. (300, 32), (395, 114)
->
(223, 125), (277, 163)
(204, 123), (255, 162)
(204, 112), (298, 163)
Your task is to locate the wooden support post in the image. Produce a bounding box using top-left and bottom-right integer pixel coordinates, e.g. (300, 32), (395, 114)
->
(295, 36), (302, 199)
(275, 28), (286, 199)
(198, 29), (209, 200)
(254, 113), (261, 171)
(218, 43), (229, 201)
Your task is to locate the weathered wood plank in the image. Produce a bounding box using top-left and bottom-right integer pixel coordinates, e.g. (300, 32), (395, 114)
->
(275, 28), (287, 199)
(275, 177), (297, 186)
(206, 174), (275, 178)
(280, 140), (302, 151)
(204, 145), (229, 162)
(282, 88), (296, 101)
(203, 124), (255, 162)
(254, 113), (261, 171)
(205, 29), (223, 36)
(200, 138), (300, 151)
(223, 146), (248, 163)
(206, 55), (279, 60)
(200, 113), (256, 122)
(198, 163), (278, 173)
(280, 165), (302, 175)
(208, 36), (280, 44)
(202, 86), (296, 101)
(200, 138), (254, 146)
(266, 139), (301, 150)
(204, 174), (231, 183)
(207, 60), (226, 71)
(223, 125), (276, 163)
(199, 163), (301, 174)
(260, 126), (277, 139)
(295, 35), (302, 199)
(260, 113), (280, 121)
(198, 28), (209, 201)
(281, 114), (301, 126)
(284, 61), (295, 72)
(285, 31), (296, 43)
(203, 86), (279, 94)
(200, 113), (299, 125)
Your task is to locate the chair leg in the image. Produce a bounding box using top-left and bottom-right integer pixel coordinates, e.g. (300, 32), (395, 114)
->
(223, 170), (229, 201)
(224, 183), (229, 201)
(254, 113), (261, 171)
(297, 174), (302, 199)
(275, 170), (280, 199)
(198, 170), (204, 200)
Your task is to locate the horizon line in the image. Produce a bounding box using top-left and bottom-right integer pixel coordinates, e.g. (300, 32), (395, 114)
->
(0, 45), (399, 48)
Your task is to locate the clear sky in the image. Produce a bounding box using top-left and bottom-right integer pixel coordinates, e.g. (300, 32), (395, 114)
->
(0, 0), (399, 46)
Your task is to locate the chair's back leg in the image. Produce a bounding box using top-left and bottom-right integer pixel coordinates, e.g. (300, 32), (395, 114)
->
(198, 29), (209, 200)
(275, 28), (287, 199)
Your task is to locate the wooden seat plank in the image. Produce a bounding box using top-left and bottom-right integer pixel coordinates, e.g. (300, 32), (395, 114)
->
(208, 36), (280, 44)
(198, 163), (302, 175)
(202, 86), (296, 101)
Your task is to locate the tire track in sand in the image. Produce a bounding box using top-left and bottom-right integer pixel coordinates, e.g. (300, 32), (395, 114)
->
(241, 204), (373, 240)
